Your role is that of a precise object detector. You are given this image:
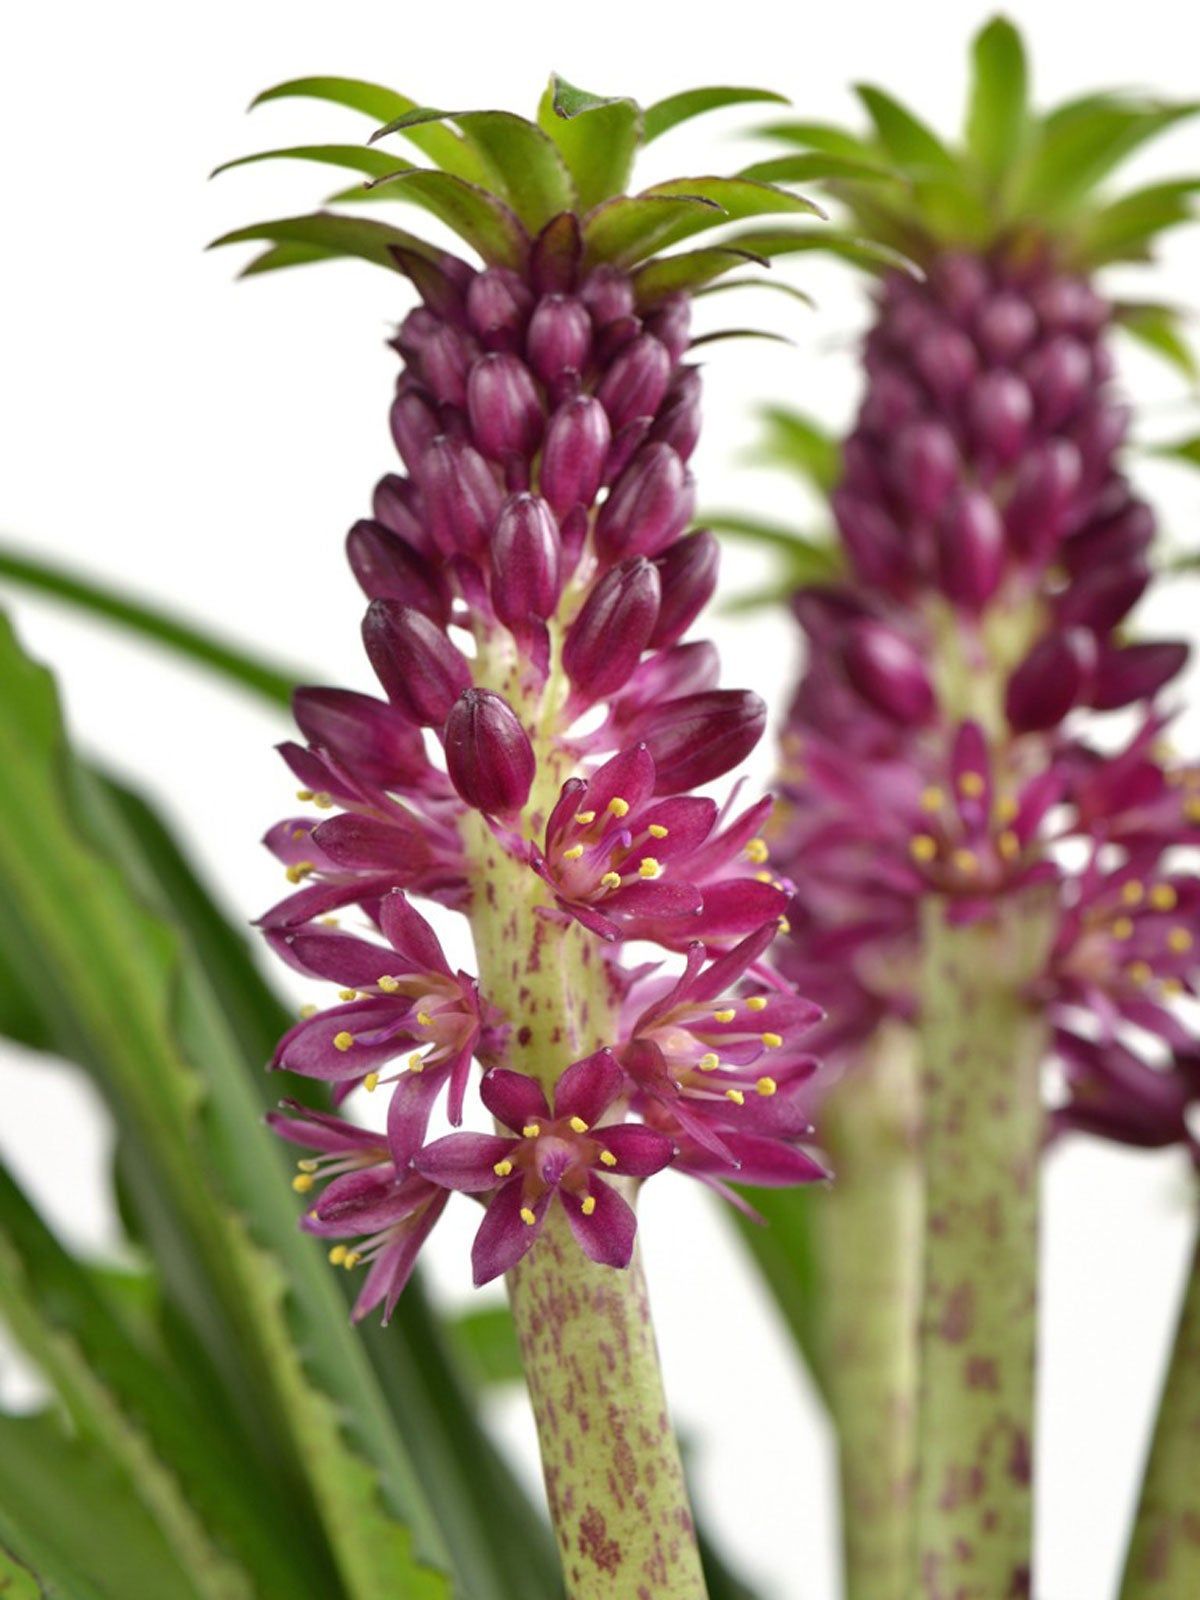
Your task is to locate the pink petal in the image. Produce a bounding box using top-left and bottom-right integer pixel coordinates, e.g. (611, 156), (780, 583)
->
(386, 1064), (450, 1167)
(313, 814), (431, 875)
(584, 745), (656, 817)
(480, 1068), (551, 1133)
(379, 890), (453, 975)
(471, 1179), (548, 1285)
(600, 1123), (676, 1177)
(553, 1048), (624, 1126)
(415, 1132), (518, 1192)
(562, 1178), (637, 1268)
(274, 1001), (410, 1080)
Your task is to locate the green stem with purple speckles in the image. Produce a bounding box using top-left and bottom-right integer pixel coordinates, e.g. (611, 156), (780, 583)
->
(910, 901), (1051, 1600)
(1120, 1216), (1200, 1598)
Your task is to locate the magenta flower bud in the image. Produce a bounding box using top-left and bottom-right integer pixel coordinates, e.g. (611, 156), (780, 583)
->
(932, 252), (989, 318)
(362, 599), (472, 726)
(1032, 275), (1107, 336)
(419, 324), (475, 408)
(465, 268), (534, 351)
(833, 492), (908, 589)
(418, 436), (502, 558)
(595, 442), (691, 563)
(526, 295), (592, 387)
(389, 388), (441, 474)
(490, 493), (561, 625)
(292, 687), (429, 791)
(1004, 440), (1083, 559)
(393, 305), (439, 363)
(1057, 563), (1149, 633)
(1005, 628), (1097, 732)
(842, 621), (936, 725)
(466, 353), (543, 462)
(890, 421), (959, 518)
(1071, 401), (1130, 482)
(540, 396), (611, 519)
(643, 294), (692, 364)
(859, 367), (922, 435)
(444, 687), (535, 816)
(937, 489), (1005, 610)
(580, 264), (635, 327)
(650, 367), (702, 461)
(974, 292), (1038, 363)
(1091, 642), (1190, 711)
(1024, 335), (1092, 429)
(562, 558), (661, 698)
(346, 520), (450, 623)
(967, 370), (1033, 466)
(372, 474), (429, 552)
(649, 530), (719, 649)
(1062, 497), (1155, 578)
(638, 689), (767, 793)
(913, 327), (978, 403)
(596, 334), (672, 432)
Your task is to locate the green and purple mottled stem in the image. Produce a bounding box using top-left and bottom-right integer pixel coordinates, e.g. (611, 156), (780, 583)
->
(1120, 1219), (1200, 1597)
(818, 1021), (921, 1600)
(911, 901), (1051, 1600)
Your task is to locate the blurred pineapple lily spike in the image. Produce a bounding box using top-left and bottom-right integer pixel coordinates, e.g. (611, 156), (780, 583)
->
(716, 18), (1200, 1600)
(203, 68), (899, 1600)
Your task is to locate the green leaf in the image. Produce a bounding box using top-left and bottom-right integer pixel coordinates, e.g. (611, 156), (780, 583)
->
(694, 275), (816, 309)
(747, 406), (841, 493)
(362, 167), (528, 267)
(212, 143), (403, 185)
(1148, 434), (1200, 468)
(0, 543), (299, 708)
(583, 194), (727, 268)
(238, 241), (341, 277)
(644, 175), (825, 232)
(367, 108), (575, 230)
(725, 225), (917, 276)
(854, 85), (958, 177)
(1116, 301), (1199, 381)
(729, 1187), (829, 1404)
(642, 86), (788, 144)
(210, 210), (436, 275)
(739, 152), (902, 186)
(448, 1302), (525, 1387)
(0, 1542), (41, 1600)
(966, 16), (1029, 183)
(704, 514), (843, 583)
(537, 74), (642, 211)
(1077, 178), (1200, 266)
(756, 119), (882, 163)
(1015, 97), (1200, 222)
(631, 247), (771, 304)
(249, 77), (487, 183)
(690, 328), (795, 350)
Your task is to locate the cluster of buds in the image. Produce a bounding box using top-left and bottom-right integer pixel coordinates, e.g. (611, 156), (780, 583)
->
(226, 77), (836, 1321)
(772, 249), (1200, 1161)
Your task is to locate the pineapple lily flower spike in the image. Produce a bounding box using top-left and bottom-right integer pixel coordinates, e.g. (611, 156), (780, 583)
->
(726, 18), (1200, 1600)
(211, 72), (851, 1599)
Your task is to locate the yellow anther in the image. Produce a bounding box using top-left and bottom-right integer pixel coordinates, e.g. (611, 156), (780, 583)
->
(417, 1011), (434, 1027)
(725, 1088), (746, 1106)
(520, 1206), (537, 1227)
(291, 828), (308, 842)
(568, 1116), (589, 1134)
(952, 848), (979, 875)
(297, 1158), (318, 1172)
(364, 1072), (381, 1093)
(493, 1159), (514, 1178)
(581, 1195), (597, 1216)
(1168, 927), (1194, 953)
(920, 786), (946, 812)
(713, 1008), (736, 1023)
(1128, 961), (1153, 986)
(761, 1032), (783, 1049)
(994, 795), (1019, 824)
(997, 830), (1021, 860)
(600, 871), (623, 890)
(292, 1173), (314, 1193)
(746, 995), (768, 1012)
(910, 834), (938, 863)
(377, 975), (401, 993)
(745, 837), (770, 863)
(778, 916), (791, 934)
(522, 1123), (541, 1140)
(328, 1245), (347, 1265)
(638, 857), (662, 879)
(338, 988), (357, 1001)
(958, 772), (985, 799)
(1163, 977), (1185, 997)
(1112, 918), (1134, 941)
(408, 1054), (424, 1073)
(321, 917), (339, 927)
(313, 791), (333, 809)
(574, 810), (596, 826)
(285, 860), (315, 884)
(343, 1251), (361, 1270)
(295, 789), (314, 802)
(607, 796), (630, 818)
(698, 1052), (720, 1072)
(756, 1076), (778, 1097)
(648, 823), (669, 839)
(299, 1004), (318, 1019)
(1151, 884), (1178, 912)
(1186, 797), (1200, 824)
(755, 870), (774, 884)
(1122, 881), (1145, 906)
(599, 1150), (617, 1167)
(333, 1031), (355, 1052)
(563, 844), (585, 861)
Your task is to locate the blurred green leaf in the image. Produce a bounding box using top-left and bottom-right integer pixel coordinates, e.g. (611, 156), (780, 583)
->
(756, 119), (882, 163)
(747, 407), (842, 494)
(643, 86), (788, 144)
(449, 1301), (525, 1387)
(1116, 302), (1199, 381)
(1079, 179), (1200, 266)
(740, 152), (900, 187)
(854, 85), (957, 178)
(965, 16), (1029, 184)
(1015, 97), (1200, 222)
(538, 75), (641, 211)
(694, 274), (816, 308)
(730, 1187), (829, 1405)
(727, 226), (917, 276)
(631, 247), (770, 303)
(1148, 434), (1200, 468)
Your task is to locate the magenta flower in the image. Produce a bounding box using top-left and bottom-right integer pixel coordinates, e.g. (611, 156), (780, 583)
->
(415, 1051), (675, 1284)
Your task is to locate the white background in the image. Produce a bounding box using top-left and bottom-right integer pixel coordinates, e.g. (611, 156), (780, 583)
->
(2, 3), (1200, 1596)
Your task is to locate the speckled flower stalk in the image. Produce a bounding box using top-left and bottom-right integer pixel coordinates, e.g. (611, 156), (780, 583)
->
(216, 73), (837, 1598)
(744, 19), (1200, 1597)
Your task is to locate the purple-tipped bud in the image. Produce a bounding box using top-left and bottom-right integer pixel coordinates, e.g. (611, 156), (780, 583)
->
(1091, 642), (1189, 711)
(1004, 441), (1083, 560)
(913, 328), (978, 403)
(465, 268), (534, 351)
(580, 265), (635, 327)
(394, 306), (440, 363)
(937, 489), (1005, 610)
(293, 687), (430, 791)
(372, 474), (429, 552)
(346, 520), (450, 623)
(1024, 336), (1092, 430)
(890, 421), (959, 518)
(562, 558), (661, 698)
(1062, 498), (1155, 578)
(419, 324), (475, 408)
(859, 367), (922, 435)
(650, 367), (702, 461)
(418, 437), (503, 558)
(490, 494), (562, 625)
(644, 294), (692, 364)
(968, 371), (1033, 466)
(1005, 628), (1097, 733)
(526, 295), (592, 387)
(975, 293), (1038, 363)
(1057, 563), (1149, 633)
(362, 600), (472, 726)
(1032, 276), (1107, 337)
(389, 389), (441, 474)
(1071, 401), (1130, 483)
(649, 530), (719, 649)
(444, 687), (535, 816)
(595, 442), (691, 563)
(638, 690), (767, 793)
(842, 621), (936, 725)
(933, 253), (989, 317)
(466, 353), (543, 462)
(540, 396), (611, 519)
(833, 492), (908, 589)
(596, 335), (672, 432)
